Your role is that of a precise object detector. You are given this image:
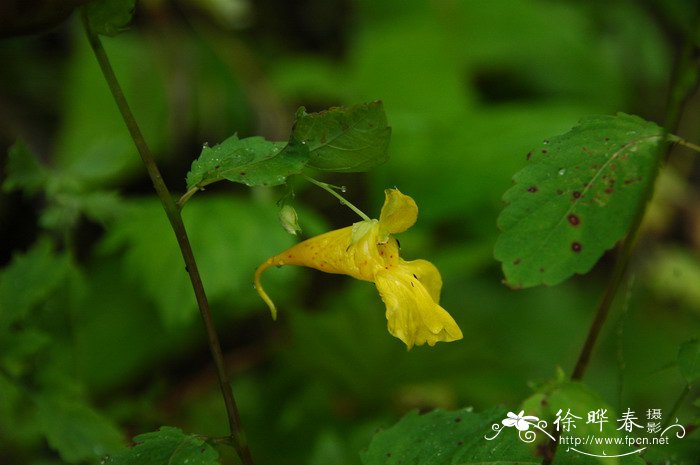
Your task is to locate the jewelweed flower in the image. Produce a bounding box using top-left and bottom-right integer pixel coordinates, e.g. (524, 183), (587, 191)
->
(254, 189), (463, 349)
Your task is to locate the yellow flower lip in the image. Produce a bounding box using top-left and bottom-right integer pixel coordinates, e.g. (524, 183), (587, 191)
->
(254, 189), (462, 349)
(378, 188), (418, 241)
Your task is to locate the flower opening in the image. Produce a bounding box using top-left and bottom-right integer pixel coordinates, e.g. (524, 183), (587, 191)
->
(254, 189), (463, 349)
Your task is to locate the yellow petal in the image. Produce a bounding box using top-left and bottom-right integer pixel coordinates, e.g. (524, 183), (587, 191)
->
(378, 189), (418, 239)
(375, 264), (462, 349)
(254, 223), (389, 318)
(402, 259), (442, 303)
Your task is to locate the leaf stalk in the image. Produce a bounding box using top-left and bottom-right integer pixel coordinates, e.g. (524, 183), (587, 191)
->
(303, 175), (371, 221)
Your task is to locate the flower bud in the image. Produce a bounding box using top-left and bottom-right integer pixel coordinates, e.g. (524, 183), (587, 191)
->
(278, 205), (302, 236)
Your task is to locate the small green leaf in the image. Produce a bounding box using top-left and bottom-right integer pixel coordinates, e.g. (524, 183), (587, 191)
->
(183, 102), (390, 197)
(185, 135), (308, 190)
(361, 407), (537, 465)
(3, 140), (47, 195)
(0, 239), (70, 330)
(105, 427), (219, 465)
(495, 113), (666, 288)
(293, 100), (391, 172)
(678, 339), (700, 384)
(34, 393), (124, 463)
(85, 0), (136, 36)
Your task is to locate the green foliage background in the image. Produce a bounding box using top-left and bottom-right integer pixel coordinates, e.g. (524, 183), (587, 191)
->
(1, 0), (699, 464)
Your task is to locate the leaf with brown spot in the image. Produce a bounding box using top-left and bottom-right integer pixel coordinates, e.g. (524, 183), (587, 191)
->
(495, 113), (667, 288)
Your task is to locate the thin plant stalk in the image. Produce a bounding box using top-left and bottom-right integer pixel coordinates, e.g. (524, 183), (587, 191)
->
(303, 175), (371, 221)
(81, 12), (254, 465)
(570, 43), (700, 384)
(543, 13), (700, 465)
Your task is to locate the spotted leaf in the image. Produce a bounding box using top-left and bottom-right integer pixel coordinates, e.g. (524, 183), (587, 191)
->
(495, 113), (667, 288)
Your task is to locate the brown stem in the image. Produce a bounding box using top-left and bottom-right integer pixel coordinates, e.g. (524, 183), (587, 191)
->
(570, 18), (700, 385)
(81, 12), (254, 465)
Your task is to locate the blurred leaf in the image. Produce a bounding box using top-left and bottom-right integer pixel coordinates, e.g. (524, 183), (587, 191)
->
(521, 381), (645, 464)
(34, 393), (124, 463)
(0, 329), (52, 378)
(0, 372), (41, 450)
(78, 190), (124, 224)
(3, 140), (47, 195)
(72, 257), (194, 390)
(185, 136), (307, 190)
(644, 246), (700, 312)
(105, 427), (219, 465)
(99, 195), (319, 326)
(361, 407), (537, 465)
(0, 239), (70, 329)
(54, 30), (168, 185)
(495, 113), (666, 288)
(347, 15), (469, 118)
(4, 139), (124, 231)
(678, 339), (700, 384)
(293, 100), (391, 172)
(85, 0), (136, 37)
(40, 190), (123, 231)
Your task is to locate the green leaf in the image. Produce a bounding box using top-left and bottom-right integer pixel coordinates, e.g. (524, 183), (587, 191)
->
(361, 407), (537, 465)
(105, 427), (219, 465)
(678, 339), (700, 384)
(495, 113), (666, 288)
(521, 381), (645, 464)
(185, 135), (308, 190)
(293, 100), (391, 172)
(34, 393), (124, 463)
(0, 239), (70, 330)
(3, 140), (47, 195)
(85, 0), (136, 36)
(183, 102), (390, 196)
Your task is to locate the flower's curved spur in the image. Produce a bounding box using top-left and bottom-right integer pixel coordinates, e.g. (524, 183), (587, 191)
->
(254, 189), (463, 349)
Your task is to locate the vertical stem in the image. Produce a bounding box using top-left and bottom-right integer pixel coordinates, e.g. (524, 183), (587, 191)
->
(570, 223), (644, 380)
(570, 12), (700, 383)
(544, 13), (700, 465)
(82, 13), (254, 465)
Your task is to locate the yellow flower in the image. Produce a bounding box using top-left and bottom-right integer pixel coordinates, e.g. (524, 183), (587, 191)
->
(254, 189), (463, 349)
